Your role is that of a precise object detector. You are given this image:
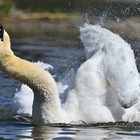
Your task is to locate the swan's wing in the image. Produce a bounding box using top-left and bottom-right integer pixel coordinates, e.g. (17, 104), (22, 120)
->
(80, 23), (140, 108)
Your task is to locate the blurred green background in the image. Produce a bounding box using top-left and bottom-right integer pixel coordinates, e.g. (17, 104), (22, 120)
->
(0, 0), (140, 40)
(0, 0), (140, 18)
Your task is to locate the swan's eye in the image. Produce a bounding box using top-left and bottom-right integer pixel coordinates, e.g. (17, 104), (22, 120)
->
(0, 24), (4, 42)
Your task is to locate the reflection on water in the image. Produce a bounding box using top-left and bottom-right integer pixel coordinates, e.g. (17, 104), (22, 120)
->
(1, 122), (140, 140)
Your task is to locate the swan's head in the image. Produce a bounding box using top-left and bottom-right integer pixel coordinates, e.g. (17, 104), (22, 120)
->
(0, 24), (11, 51)
(0, 24), (4, 41)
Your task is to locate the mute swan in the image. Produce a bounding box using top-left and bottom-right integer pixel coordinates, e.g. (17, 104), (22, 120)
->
(1, 23), (140, 124)
(0, 24), (64, 124)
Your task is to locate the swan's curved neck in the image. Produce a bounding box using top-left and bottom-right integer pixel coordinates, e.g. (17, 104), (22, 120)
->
(0, 50), (62, 123)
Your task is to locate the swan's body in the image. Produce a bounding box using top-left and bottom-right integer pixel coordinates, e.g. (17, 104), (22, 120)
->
(80, 24), (140, 107)
(79, 24), (140, 122)
(1, 24), (140, 124)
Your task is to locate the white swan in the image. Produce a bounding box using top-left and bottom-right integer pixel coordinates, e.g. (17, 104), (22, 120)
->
(0, 27), (65, 124)
(1, 23), (140, 124)
(80, 24), (140, 107)
(79, 24), (140, 122)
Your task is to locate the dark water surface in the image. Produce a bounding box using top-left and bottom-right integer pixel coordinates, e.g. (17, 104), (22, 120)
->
(1, 122), (140, 140)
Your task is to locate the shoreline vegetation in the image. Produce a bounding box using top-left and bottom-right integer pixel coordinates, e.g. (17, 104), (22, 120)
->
(1, 12), (80, 39)
(0, 12), (79, 21)
(0, 0), (140, 40)
(1, 12), (140, 40)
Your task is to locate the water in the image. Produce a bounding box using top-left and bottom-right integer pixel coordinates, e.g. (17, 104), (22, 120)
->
(1, 122), (140, 140)
(0, 30), (140, 139)
(1, 14), (140, 140)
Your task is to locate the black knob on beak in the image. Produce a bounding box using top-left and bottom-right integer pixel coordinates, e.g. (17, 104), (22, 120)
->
(0, 24), (4, 41)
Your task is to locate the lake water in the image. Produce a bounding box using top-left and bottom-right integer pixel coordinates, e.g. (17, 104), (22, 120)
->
(1, 17), (140, 139)
(1, 122), (140, 139)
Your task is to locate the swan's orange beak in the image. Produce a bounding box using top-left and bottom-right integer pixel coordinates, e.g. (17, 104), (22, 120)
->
(0, 24), (4, 42)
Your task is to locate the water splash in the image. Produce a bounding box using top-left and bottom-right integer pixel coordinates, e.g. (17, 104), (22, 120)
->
(13, 23), (140, 123)
(13, 62), (69, 116)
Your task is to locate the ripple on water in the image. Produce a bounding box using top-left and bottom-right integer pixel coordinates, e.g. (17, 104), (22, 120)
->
(0, 122), (140, 140)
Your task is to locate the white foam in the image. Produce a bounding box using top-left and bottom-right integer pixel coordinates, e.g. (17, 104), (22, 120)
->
(80, 24), (140, 105)
(57, 82), (68, 95)
(13, 23), (140, 123)
(34, 61), (53, 70)
(78, 23), (140, 122)
(13, 84), (33, 115)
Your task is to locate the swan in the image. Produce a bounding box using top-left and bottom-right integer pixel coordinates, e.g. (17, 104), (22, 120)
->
(0, 25), (64, 124)
(79, 24), (140, 122)
(1, 23), (140, 124)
